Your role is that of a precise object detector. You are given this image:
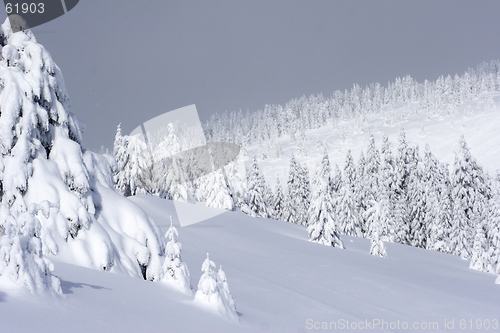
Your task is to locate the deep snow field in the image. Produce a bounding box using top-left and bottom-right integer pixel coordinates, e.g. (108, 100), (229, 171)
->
(1, 194), (499, 333)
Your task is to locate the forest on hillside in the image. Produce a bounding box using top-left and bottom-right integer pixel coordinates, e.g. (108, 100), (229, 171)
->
(114, 61), (500, 281)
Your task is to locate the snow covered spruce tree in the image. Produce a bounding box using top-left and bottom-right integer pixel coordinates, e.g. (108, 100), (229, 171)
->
(379, 133), (397, 242)
(364, 135), (381, 202)
(113, 125), (148, 196)
(406, 146), (427, 248)
(468, 174), (500, 274)
(0, 19), (164, 290)
(451, 135), (490, 258)
(0, 202), (62, 293)
(307, 151), (344, 248)
(423, 144), (452, 252)
(469, 218), (491, 272)
(271, 177), (286, 221)
(296, 163), (312, 225)
(162, 155), (191, 202)
(393, 129), (411, 245)
(355, 150), (368, 235)
(487, 180), (500, 277)
(162, 217), (191, 294)
(360, 135), (383, 236)
(449, 197), (470, 259)
(285, 153), (311, 225)
(365, 200), (387, 257)
(337, 150), (362, 237)
(243, 157), (269, 218)
(158, 123), (180, 157)
(194, 253), (238, 322)
(285, 154), (301, 224)
(224, 160), (247, 211)
(154, 123), (193, 201)
(331, 164), (342, 195)
(489, 184), (500, 280)
(216, 265), (237, 319)
(205, 169), (234, 210)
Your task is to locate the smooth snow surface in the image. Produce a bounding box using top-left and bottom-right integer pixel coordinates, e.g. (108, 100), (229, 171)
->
(173, 198), (228, 227)
(2, 195), (499, 332)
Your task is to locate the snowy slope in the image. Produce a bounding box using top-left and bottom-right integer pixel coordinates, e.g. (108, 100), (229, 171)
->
(2, 195), (499, 332)
(247, 94), (500, 188)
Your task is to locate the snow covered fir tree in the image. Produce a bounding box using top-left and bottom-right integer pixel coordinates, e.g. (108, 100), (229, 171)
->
(0, 18), (167, 291)
(306, 150), (344, 248)
(194, 253), (238, 322)
(162, 217), (191, 294)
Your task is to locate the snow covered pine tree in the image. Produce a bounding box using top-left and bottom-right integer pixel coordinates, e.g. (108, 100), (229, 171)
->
(162, 217), (191, 294)
(0, 19), (165, 292)
(194, 253), (238, 322)
(365, 200), (388, 257)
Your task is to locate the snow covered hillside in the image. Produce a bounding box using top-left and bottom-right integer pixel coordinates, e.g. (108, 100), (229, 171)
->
(1, 12), (500, 333)
(114, 61), (500, 281)
(2, 197), (500, 332)
(244, 94), (500, 189)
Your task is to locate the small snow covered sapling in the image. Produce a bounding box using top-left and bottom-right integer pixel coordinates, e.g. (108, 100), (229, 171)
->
(162, 217), (191, 293)
(196, 253), (217, 299)
(217, 265), (236, 313)
(194, 253), (238, 322)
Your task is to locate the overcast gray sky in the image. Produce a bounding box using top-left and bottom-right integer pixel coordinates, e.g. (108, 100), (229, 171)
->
(6, 0), (500, 151)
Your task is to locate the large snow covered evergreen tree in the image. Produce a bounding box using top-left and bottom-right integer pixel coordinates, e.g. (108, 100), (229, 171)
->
(205, 169), (234, 210)
(393, 129), (411, 245)
(355, 150), (369, 235)
(113, 127), (148, 197)
(285, 154), (301, 224)
(423, 145), (452, 252)
(364, 135), (381, 202)
(451, 135), (490, 258)
(307, 151), (344, 248)
(365, 200), (388, 257)
(379, 133), (397, 242)
(406, 146), (427, 248)
(337, 150), (362, 237)
(0, 19), (165, 292)
(296, 163), (312, 225)
(224, 160), (247, 210)
(244, 157), (269, 218)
